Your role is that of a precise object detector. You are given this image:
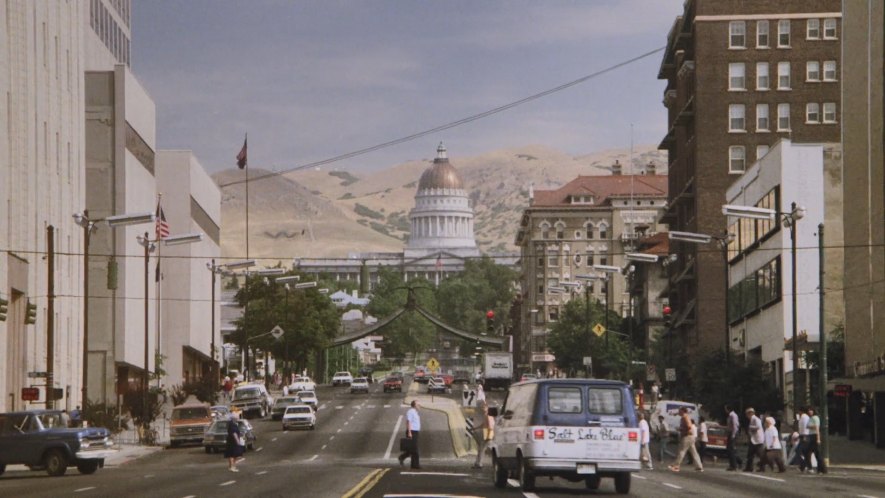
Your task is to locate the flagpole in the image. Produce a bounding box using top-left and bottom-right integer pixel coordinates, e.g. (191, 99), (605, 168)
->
(243, 134), (251, 381)
(155, 193), (163, 389)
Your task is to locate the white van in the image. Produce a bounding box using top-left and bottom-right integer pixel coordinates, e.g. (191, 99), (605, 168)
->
(649, 400), (699, 436)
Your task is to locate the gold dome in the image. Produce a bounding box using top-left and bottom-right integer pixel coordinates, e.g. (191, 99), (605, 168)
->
(418, 143), (464, 190)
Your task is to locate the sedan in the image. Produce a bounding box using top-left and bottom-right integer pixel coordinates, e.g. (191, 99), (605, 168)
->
(350, 378), (370, 394)
(270, 396), (302, 420)
(203, 419), (256, 454)
(296, 391), (318, 410)
(282, 405), (316, 431)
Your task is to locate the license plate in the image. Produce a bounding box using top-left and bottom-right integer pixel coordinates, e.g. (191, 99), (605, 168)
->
(577, 463), (597, 474)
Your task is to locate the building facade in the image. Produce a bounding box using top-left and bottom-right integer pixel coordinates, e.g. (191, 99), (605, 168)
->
(658, 0), (842, 357)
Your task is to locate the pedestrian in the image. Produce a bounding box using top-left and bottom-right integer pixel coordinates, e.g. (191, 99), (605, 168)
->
(743, 408), (765, 472)
(668, 407), (703, 472)
(805, 407), (827, 474)
(224, 412), (246, 472)
(762, 416), (786, 472)
(651, 383), (660, 404)
(475, 384), (486, 404)
(638, 412), (653, 470)
(697, 416), (708, 464)
(60, 409), (72, 428)
(795, 406), (810, 471)
(223, 377), (233, 401)
(725, 404), (740, 471)
(398, 400), (421, 469)
(656, 415), (670, 463)
(472, 401), (491, 469)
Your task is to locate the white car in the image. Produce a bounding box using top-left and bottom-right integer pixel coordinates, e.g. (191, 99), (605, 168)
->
(281, 405), (316, 431)
(296, 390), (318, 410)
(332, 371), (353, 387)
(350, 377), (369, 394)
(289, 376), (316, 392)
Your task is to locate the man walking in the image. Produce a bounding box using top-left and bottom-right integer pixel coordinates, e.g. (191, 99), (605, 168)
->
(805, 407), (827, 474)
(725, 404), (740, 471)
(744, 408), (765, 472)
(795, 406), (810, 471)
(668, 407), (703, 472)
(638, 412), (653, 470)
(398, 400), (422, 469)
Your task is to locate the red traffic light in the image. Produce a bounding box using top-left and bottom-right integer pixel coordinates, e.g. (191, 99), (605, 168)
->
(486, 310), (495, 319)
(663, 306), (672, 316)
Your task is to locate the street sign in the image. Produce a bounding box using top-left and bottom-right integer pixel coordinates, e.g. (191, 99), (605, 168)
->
(271, 325), (284, 340)
(665, 368), (676, 382)
(27, 371), (48, 378)
(21, 387), (39, 401)
(582, 356), (593, 367)
(646, 364), (657, 381)
(592, 323), (606, 337)
(426, 358), (439, 371)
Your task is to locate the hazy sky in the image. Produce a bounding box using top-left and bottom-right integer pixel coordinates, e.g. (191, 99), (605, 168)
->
(132, 0), (684, 175)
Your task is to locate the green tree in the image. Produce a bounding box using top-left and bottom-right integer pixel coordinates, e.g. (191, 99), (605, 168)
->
(366, 268), (437, 358)
(546, 298), (627, 378)
(690, 350), (782, 422)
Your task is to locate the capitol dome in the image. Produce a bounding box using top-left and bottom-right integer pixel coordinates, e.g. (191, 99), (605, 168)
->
(418, 143), (464, 191)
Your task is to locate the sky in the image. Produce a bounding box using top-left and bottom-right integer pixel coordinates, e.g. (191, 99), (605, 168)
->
(132, 0), (684, 175)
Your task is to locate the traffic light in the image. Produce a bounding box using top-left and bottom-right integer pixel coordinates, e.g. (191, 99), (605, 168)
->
(0, 296), (8, 322)
(25, 301), (37, 325)
(662, 305), (672, 328)
(485, 310), (495, 335)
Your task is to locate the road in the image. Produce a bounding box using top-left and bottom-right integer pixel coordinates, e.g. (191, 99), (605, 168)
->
(1, 378), (883, 497)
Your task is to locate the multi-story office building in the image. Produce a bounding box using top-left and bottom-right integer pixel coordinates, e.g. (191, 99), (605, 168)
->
(658, 0), (841, 357)
(514, 166), (668, 375)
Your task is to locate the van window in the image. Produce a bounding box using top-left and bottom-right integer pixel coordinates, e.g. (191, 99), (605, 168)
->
(548, 387), (582, 413)
(502, 384), (537, 426)
(587, 388), (622, 415)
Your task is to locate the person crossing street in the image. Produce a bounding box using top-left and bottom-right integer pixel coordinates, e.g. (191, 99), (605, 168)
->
(398, 400), (422, 469)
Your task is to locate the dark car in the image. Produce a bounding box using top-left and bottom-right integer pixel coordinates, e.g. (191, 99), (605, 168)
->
(271, 396), (303, 421)
(202, 419), (256, 454)
(0, 410), (116, 477)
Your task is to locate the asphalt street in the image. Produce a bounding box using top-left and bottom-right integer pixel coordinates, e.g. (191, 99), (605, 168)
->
(0, 379), (882, 497)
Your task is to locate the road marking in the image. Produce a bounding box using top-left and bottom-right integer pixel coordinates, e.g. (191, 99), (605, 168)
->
(345, 421), (349, 426)
(330, 435), (335, 440)
(220, 480), (236, 486)
(743, 473), (785, 483)
(857, 495), (879, 498)
(337, 428), (342, 433)
(256, 471), (268, 476)
(272, 437), (278, 442)
(401, 472), (469, 477)
(310, 454), (318, 461)
(507, 478), (520, 487)
(634, 474), (648, 480)
(144, 474), (154, 478)
(368, 405), (376, 408)
(74, 487), (96, 493)
(182, 496), (196, 498)
(384, 414), (404, 459)
(663, 483), (682, 489)
(336, 406), (344, 409)
(255, 447), (264, 452)
(342, 468), (389, 498)
(384, 404), (391, 408)
(322, 444), (327, 450)
(522, 493), (541, 498)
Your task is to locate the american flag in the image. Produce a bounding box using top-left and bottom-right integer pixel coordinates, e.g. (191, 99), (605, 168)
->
(236, 135), (247, 169)
(155, 203), (170, 240)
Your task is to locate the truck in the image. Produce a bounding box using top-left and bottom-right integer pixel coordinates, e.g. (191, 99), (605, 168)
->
(481, 352), (513, 390)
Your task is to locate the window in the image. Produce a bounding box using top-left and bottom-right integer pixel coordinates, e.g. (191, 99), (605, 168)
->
(587, 388), (623, 415)
(756, 62), (770, 90)
(600, 256), (608, 266)
(807, 19), (820, 39)
(756, 20), (769, 47)
(756, 145), (770, 160)
(586, 250), (595, 266)
(548, 387), (582, 413)
(823, 60), (837, 81)
(823, 102), (837, 123)
(756, 104), (770, 131)
(729, 104), (746, 131)
(729, 21), (746, 48)
(548, 306), (559, 322)
(806, 103), (820, 123)
(778, 62), (791, 89)
(728, 63), (746, 90)
(777, 103), (791, 131)
(585, 225), (595, 239)
(599, 226), (608, 240)
(778, 20), (791, 47)
(806, 61), (820, 81)
(823, 18), (837, 39)
(547, 255), (560, 267)
(729, 146), (746, 173)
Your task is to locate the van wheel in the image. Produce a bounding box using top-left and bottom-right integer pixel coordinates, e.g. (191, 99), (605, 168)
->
(614, 472), (631, 494)
(492, 454), (508, 488)
(585, 475), (600, 489)
(44, 449), (68, 477)
(518, 456), (535, 491)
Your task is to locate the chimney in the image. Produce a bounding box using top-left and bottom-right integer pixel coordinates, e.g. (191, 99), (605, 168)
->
(645, 162), (656, 176)
(612, 160), (622, 176)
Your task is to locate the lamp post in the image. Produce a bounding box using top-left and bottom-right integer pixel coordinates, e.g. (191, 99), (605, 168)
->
(668, 231), (734, 365)
(73, 211), (155, 407)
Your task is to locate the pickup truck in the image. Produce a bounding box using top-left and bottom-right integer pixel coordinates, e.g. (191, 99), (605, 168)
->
(169, 402), (213, 448)
(383, 376), (403, 393)
(0, 410), (116, 477)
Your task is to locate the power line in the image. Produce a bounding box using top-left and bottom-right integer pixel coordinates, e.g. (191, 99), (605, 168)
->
(218, 46), (667, 189)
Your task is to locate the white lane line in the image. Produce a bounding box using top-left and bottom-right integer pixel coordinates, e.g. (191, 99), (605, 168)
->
(743, 472), (785, 483)
(255, 447), (264, 452)
(384, 404), (391, 408)
(634, 474), (648, 480)
(322, 444), (327, 450)
(523, 493), (541, 498)
(384, 414), (404, 459)
(182, 496), (196, 498)
(857, 495), (878, 498)
(271, 437), (278, 442)
(256, 471), (268, 476)
(663, 483), (682, 489)
(368, 405), (376, 408)
(401, 472), (469, 476)
(335, 406), (344, 409)
(330, 435), (335, 440)
(507, 478), (520, 487)
(74, 487), (96, 493)
(309, 454), (318, 461)
(337, 428), (342, 433)
(144, 474), (154, 478)
(319, 403), (326, 410)
(344, 421), (349, 426)
(219, 480), (236, 486)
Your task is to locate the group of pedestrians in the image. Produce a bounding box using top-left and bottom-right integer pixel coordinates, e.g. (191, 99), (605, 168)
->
(723, 404), (826, 474)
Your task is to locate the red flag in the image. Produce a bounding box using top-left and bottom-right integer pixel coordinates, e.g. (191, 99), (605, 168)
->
(236, 136), (247, 169)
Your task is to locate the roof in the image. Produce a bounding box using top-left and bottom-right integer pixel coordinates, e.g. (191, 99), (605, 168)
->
(531, 174), (668, 208)
(638, 232), (669, 256)
(417, 143), (464, 190)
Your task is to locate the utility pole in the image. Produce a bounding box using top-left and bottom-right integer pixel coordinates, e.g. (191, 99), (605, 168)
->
(46, 226), (56, 409)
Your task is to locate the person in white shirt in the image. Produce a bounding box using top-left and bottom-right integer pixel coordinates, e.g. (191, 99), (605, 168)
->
(725, 404), (740, 470)
(696, 416), (709, 464)
(398, 400), (422, 469)
(743, 408), (765, 472)
(795, 407), (810, 471)
(763, 416), (786, 472)
(638, 412), (653, 470)
(805, 407), (827, 474)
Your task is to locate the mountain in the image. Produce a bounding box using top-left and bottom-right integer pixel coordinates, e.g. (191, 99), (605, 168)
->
(214, 145), (667, 261)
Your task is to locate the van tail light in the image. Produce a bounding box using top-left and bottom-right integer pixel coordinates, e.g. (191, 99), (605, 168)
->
(628, 431), (638, 442)
(533, 429), (545, 440)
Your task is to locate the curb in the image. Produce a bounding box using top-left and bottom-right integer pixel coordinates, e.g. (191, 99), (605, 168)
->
(403, 381), (474, 459)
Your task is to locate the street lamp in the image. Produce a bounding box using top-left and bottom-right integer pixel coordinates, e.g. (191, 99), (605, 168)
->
(723, 202), (805, 416)
(668, 230), (734, 365)
(73, 210), (155, 406)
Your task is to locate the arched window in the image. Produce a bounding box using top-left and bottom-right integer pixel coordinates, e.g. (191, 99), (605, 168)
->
(539, 221), (551, 240)
(598, 223), (609, 240)
(584, 221), (595, 239)
(554, 221), (566, 240)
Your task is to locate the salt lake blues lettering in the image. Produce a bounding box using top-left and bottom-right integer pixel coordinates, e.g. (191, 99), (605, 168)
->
(547, 427), (625, 441)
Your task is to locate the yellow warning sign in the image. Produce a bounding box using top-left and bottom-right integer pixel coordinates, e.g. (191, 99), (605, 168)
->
(426, 358), (440, 371)
(592, 323), (606, 337)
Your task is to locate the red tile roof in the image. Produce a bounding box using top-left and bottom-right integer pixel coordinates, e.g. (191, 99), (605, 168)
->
(532, 175), (668, 207)
(637, 232), (669, 255)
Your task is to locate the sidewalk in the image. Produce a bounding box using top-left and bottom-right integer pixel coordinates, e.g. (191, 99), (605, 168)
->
(826, 435), (885, 471)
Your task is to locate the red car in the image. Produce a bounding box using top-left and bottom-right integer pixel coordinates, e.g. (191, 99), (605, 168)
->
(383, 376), (402, 393)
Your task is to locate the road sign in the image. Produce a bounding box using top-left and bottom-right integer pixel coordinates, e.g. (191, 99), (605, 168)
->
(583, 356), (593, 367)
(646, 364), (657, 381)
(592, 323), (606, 337)
(665, 368), (676, 382)
(271, 325), (284, 340)
(426, 358), (439, 371)
(27, 371), (48, 378)
(21, 387), (39, 401)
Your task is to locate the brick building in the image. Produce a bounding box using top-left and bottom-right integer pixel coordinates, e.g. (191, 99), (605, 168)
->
(658, 0), (841, 357)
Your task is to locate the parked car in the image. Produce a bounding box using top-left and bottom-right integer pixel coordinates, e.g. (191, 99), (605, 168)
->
(491, 379), (640, 494)
(350, 378), (370, 394)
(383, 376), (403, 393)
(332, 371), (353, 387)
(282, 405), (316, 431)
(210, 405), (231, 420)
(289, 376), (316, 392)
(0, 410), (117, 477)
(296, 391), (318, 411)
(231, 383), (274, 419)
(271, 396), (303, 421)
(202, 419), (256, 453)
(427, 377), (448, 394)
(169, 402), (213, 448)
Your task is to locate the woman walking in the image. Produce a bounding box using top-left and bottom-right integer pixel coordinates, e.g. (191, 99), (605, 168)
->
(224, 412), (246, 472)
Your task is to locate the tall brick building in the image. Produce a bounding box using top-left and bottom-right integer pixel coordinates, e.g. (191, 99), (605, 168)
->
(658, 0), (841, 357)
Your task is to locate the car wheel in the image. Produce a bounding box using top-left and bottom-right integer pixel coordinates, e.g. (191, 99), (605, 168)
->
(614, 472), (631, 494)
(492, 454), (508, 488)
(44, 449), (68, 477)
(0, 463), (5, 476)
(585, 475), (601, 490)
(518, 455), (535, 491)
(76, 460), (100, 475)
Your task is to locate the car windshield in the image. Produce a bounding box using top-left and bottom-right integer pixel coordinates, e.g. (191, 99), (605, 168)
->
(286, 406), (311, 414)
(234, 388), (260, 400)
(334, 372), (350, 377)
(172, 407), (209, 420)
(36, 412), (66, 429)
(274, 397), (300, 407)
(297, 391), (315, 399)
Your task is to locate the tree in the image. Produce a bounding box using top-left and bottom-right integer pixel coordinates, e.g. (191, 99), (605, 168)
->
(690, 350), (782, 422)
(365, 268), (437, 358)
(546, 298), (627, 378)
